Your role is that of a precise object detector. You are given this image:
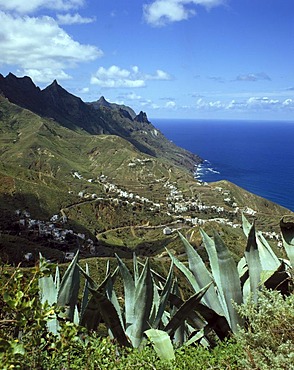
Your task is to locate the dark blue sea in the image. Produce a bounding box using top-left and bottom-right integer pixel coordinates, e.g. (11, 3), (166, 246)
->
(152, 119), (294, 211)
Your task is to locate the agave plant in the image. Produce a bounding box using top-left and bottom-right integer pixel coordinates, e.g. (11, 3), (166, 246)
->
(38, 251), (84, 334)
(168, 214), (293, 340)
(79, 253), (211, 349)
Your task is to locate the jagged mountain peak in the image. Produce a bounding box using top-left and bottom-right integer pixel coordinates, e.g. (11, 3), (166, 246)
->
(0, 72), (201, 171)
(134, 111), (150, 124)
(3, 72), (39, 90)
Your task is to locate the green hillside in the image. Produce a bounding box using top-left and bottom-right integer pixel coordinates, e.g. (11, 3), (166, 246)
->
(0, 93), (292, 266)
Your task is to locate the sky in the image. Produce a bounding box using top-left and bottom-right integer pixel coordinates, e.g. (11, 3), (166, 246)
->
(0, 0), (294, 120)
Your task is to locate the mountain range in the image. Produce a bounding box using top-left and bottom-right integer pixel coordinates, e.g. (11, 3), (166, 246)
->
(0, 73), (291, 265)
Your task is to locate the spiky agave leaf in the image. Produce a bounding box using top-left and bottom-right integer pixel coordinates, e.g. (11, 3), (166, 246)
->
(280, 216), (294, 267)
(171, 279), (185, 346)
(39, 273), (60, 335)
(126, 258), (154, 348)
(115, 254), (136, 329)
(87, 286), (130, 347)
(80, 263), (89, 320)
(242, 214), (281, 271)
(175, 232), (224, 315)
(245, 223), (263, 302)
(145, 329), (175, 361)
(153, 261), (174, 329)
(164, 282), (211, 338)
(200, 229), (243, 333)
(256, 231), (281, 271)
(57, 251), (80, 321)
(105, 270), (125, 334)
(168, 292), (230, 341)
(242, 213), (252, 237)
(79, 264), (117, 331)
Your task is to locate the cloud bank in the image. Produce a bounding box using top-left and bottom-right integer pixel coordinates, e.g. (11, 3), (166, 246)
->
(0, 0), (85, 14)
(143, 0), (226, 26)
(0, 10), (102, 83)
(56, 13), (95, 25)
(90, 65), (171, 88)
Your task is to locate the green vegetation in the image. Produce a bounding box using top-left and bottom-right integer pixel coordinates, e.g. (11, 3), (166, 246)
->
(1, 75), (294, 368)
(1, 94), (292, 266)
(0, 217), (293, 369)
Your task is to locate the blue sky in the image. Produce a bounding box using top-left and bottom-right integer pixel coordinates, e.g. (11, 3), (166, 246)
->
(0, 0), (293, 120)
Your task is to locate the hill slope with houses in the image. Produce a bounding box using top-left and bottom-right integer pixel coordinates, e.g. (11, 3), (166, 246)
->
(0, 73), (292, 265)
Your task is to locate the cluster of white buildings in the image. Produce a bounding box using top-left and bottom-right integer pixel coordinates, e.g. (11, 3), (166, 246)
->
(15, 209), (95, 256)
(128, 158), (152, 167)
(70, 170), (281, 248)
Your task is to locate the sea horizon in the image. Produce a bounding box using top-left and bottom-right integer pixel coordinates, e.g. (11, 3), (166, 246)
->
(152, 118), (294, 212)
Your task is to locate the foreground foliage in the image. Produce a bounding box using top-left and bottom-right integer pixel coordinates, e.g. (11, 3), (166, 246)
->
(0, 268), (292, 370)
(0, 214), (293, 368)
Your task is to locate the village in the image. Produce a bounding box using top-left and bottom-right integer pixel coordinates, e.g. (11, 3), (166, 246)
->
(11, 164), (283, 264)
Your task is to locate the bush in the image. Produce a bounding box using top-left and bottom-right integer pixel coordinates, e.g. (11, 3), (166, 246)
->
(235, 289), (294, 370)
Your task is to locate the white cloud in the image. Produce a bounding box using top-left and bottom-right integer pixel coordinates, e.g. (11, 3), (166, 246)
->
(0, 0), (84, 14)
(80, 87), (89, 93)
(146, 69), (172, 80)
(143, 0), (225, 26)
(90, 65), (171, 88)
(165, 100), (176, 108)
(236, 72), (271, 82)
(126, 92), (142, 100)
(196, 98), (225, 110)
(56, 13), (95, 25)
(194, 96), (292, 112)
(246, 96), (279, 109)
(22, 68), (72, 83)
(282, 98), (294, 108)
(0, 11), (103, 82)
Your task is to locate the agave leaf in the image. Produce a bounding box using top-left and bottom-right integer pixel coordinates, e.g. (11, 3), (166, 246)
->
(263, 262), (290, 294)
(256, 232), (281, 270)
(167, 249), (198, 289)
(153, 261), (174, 328)
(54, 266), (60, 292)
(80, 295), (102, 331)
(39, 274), (58, 306)
(201, 229), (243, 333)
(127, 258), (154, 348)
(242, 278), (251, 303)
(80, 263), (89, 320)
(116, 254), (136, 328)
(88, 287), (130, 347)
(73, 305), (79, 325)
(38, 274), (59, 334)
(237, 256), (248, 285)
(245, 224), (262, 302)
(167, 249), (223, 317)
(185, 328), (205, 347)
(133, 253), (139, 285)
(177, 233), (224, 315)
(79, 265), (116, 331)
(57, 251), (80, 321)
(138, 260), (167, 285)
(149, 280), (161, 327)
(280, 216), (294, 267)
(105, 272), (125, 331)
(164, 283), (211, 338)
(171, 279), (185, 346)
(145, 329), (175, 361)
(168, 292), (230, 340)
(242, 213), (252, 237)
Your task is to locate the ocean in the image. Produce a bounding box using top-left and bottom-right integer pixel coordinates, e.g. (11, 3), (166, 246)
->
(152, 119), (294, 212)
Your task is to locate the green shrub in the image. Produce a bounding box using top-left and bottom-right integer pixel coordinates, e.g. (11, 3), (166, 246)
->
(235, 289), (294, 369)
